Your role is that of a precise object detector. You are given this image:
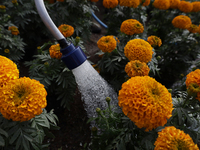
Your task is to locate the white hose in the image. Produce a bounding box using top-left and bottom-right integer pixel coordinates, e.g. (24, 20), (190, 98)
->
(34, 0), (64, 40)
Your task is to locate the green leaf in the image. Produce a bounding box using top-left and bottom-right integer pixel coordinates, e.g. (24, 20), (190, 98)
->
(0, 128), (8, 137)
(0, 135), (5, 146)
(9, 128), (21, 144)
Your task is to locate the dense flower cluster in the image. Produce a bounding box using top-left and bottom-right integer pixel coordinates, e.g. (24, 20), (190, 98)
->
(97, 35), (117, 53)
(169, 0), (180, 9)
(178, 1), (193, 13)
(172, 15), (192, 29)
(147, 35), (162, 47)
(58, 24), (74, 37)
(8, 26), (20, 35)
(0, 56), (19, 87)
(187, 24), (199, 33)
(118, 76), (173, 131)
(125, 60), (150, 77)
(119, 0), (140, 8)
(153, 0), (170, 10)
(103, 0), (118, 9)
(185, 69), (200, 100)
(192, 1), (200, 12)
(140, 0), (150, 6)
(120, 19), (144, 36)
(154, 126), (199, 150)
(49, 44), (62, 59)
(0, 77), (47, 122)
(124, 39), (153, 63)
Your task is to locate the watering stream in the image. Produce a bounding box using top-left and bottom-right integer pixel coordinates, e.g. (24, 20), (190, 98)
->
(72, 60), (120, 119)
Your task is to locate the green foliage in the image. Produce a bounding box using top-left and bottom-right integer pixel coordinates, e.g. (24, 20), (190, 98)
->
(0, 109), (59, 150)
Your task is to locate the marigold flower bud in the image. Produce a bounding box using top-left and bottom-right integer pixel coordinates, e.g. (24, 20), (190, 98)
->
(96, 108), (101, 113)
(106, 97), (111, 103)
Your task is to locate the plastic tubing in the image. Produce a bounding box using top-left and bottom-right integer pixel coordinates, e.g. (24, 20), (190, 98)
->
(34, 0), (64, 40)
(91, 10), (108, 29)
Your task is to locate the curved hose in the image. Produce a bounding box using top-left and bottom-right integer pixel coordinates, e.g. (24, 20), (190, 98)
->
(91, 10), (108, 29)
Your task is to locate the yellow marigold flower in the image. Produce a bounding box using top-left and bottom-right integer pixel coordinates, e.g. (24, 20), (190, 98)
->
(147, 35), (162, 47)
(186, 69), (200, 100)
(90, 0), (99, 2)
(169, 0), (180, 9)
(178, 1), (193, 13)
(124, 39), (153, 63)
(153, 0), (170, 10)
(0, 77), (47, 122)
(97, 35), (117, 53)
(0, 55), (19, 87)
(4, 49), (10, 53)
(8, 26), (20, 35)
(103, 0), (118, 9)
(192, 1), (200, 12)
(187, 24), (199, 33)
(154, 126), (199, 150)
(118, 76), (173, 131)
(12, 0), (18, 4)
(49, 44), (62, 59)
(119, 0), (140, 8)
(140, 0), (150, 6)
(120, 19), (144, 36)
(58, 24), (74, 38)
(172, 15), (192, 29)
(125, 60), (150, 77)
(0, 5), (6, 9)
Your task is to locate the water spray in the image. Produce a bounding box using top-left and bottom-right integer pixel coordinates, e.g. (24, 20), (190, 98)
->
(34, 0), (120, 119)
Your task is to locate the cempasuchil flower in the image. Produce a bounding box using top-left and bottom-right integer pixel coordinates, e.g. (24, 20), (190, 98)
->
(0, 55), (19, 87)
(172, 15), (192, 29)
(186, 69), (200, 100)
(8, 26), (19, 35)
(119, 0), (140, 8)
(154, 126), (199, 150)
(0, 77), (47, 122)
(103, 0), (118, 9)
(192, 1), (200, 12)
(97, 35), (117, 53)
(178, 1), (193, 13)
(140, 0), (150, 6)
(49, 44), (62, 59)
(58, 24), (74, 37)
(0, 5), (6, 9)
(169, 0), (180, 9)
(120, 19), (144, 36)
(147, 35), (162, 47)
(153, 0), (170, 10)
(124, 39), (153, 63)
(187, 24), (199, 33)
(125, 60), (150, 77)
(118, 76), (173, 131)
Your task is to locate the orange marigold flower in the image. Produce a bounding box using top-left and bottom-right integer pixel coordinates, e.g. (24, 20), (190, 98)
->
(192, 1), (200, 12)
(0, 5), (6, 9)
(186, 69), (200, 100)
(49, 44), (62, 59)
(147, 35), (162, 47)
(0, 77), (47, 122)
(0, 55), (19, 87)
(124, 39), (153, 63)
(8, 26), (19, 35)
(120, 19), (144, 36)
(187, 24), (199, 33)
(119, 0), (140, 8)
(140, 0), (150, 6)
(125, 60), (150, 77)
(172, 15), (192, 29)
(178, 1), (193, 13)
(97, 35), (117, 53)
(58, 24), (74, 38)
(153, 0), (170, 10)
(169, 0), (180, 9)
(154, 126), (199, 150)
(118, 76), (173, 131)
(103, 0), (118, 9)
(12, 0), (18, 4)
